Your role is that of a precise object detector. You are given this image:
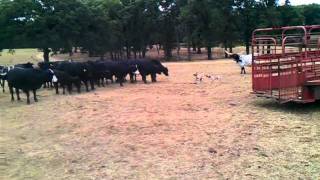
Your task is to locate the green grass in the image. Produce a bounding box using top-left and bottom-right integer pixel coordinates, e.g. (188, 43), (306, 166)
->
(0, 49), (43, 66)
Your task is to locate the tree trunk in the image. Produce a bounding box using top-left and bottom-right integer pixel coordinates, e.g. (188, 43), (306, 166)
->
(43, 48), (50, 62)
(187, 40), (191, 61)
(100, 54), (104, 61)
(197, 47), (202, 54)
(207, 45), (212, 60)
(164, 42), (173, 60)
(224, 43), (228, 58)
(142, 48), (146, 58)
(164, 48), (172, 60)
(227, 42), (233, 58)
(110, 52), (114, 60)
(156, 45), (160, 56)
(229, 43), (233, 53)
(89, 50), (94, 57)
(177, 40), (181, 61)
(127, 47), (131, 59)
(120, 49), (124, 60)
(126, 44), (131, 59)
(192, 41), (196, 52)
(245, 38), (250, 54)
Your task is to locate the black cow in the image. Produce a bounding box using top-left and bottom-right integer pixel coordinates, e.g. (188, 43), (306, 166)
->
(56, 62), (95, 92)
(133, 59), (169, 83)
(38, 61), (61, 70)
(53, 70), (81, 94)
(0, 63), (34, 92)
(86, 61), (112, 87)
(0, 74), (6, 93)
(101, 61), (137, 86)
(7, 68), (57, 104)
(15, 62), (34, 69)
(38, 62), (55, 88)
(0, 66), (5, 92)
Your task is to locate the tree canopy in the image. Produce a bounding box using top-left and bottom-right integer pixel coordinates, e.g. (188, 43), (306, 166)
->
(0, 0), (319, 61)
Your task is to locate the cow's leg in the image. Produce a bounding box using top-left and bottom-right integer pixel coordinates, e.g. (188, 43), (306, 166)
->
(62, 85), (66, 95)
(67, 84), (72, 94)
(90, 80), (95, 90)
(3, 80), (5, 93)
(243, 68), (246, 74)
(1, 80), (3, 92)
(84, 80), (89, 92)
(97, 78), (101, 87)
(25, 90), (30, 104)
(9, 85), (14, 102)
(76, 84), (81, 93)
(68, 83), (73, 92)
(119, 77), (124, 87)
(130, 74), (135, 83)
(101, 78), (105, 87)
(16, 88), (21, 101)
(151, 74), (157, 82)
(142, 75), (147, 84)
(54, 82), (59, 94)
(33, 89), (38, 102)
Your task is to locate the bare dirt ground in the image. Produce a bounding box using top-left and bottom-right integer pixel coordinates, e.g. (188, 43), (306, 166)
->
(1, 60), (320, 180)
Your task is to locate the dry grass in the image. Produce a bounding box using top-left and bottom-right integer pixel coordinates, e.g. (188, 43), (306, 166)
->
(0, 60), (319, 179)
(0, 49), (43, 65)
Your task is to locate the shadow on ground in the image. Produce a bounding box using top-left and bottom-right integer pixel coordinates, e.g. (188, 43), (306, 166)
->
(253, 100), (320, 115)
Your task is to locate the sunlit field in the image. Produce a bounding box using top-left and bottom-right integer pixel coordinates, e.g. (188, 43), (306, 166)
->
(0, 49), (43, 65)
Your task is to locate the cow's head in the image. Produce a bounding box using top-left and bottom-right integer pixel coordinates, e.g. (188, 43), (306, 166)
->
(225, 51), (241, 63)
(47, 69), (58, 83)
(230, 54), (241, 63)
(162, 66), (169, 76)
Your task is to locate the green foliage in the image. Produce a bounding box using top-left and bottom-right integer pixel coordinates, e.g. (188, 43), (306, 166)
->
(0, 0), (319, 61)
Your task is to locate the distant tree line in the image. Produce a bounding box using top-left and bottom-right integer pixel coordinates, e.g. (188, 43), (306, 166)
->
(0, 0), (319, 62)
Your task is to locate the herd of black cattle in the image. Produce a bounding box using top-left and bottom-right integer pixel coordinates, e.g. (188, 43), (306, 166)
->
(0, 59), (169, 104)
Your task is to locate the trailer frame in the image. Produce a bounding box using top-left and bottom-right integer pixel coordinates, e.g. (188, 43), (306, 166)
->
(252, 25), (320, 103)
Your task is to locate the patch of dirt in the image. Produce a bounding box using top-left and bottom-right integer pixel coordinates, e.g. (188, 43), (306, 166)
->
(0, 60), (319, 179)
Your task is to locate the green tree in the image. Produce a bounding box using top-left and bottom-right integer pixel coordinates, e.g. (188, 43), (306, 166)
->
(302, 4), (320, 25)
(278, 1), (303, 26)
(235, 0), (259, 54)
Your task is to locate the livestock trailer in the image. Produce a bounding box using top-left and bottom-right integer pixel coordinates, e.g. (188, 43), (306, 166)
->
(252, 25), (320, 103)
